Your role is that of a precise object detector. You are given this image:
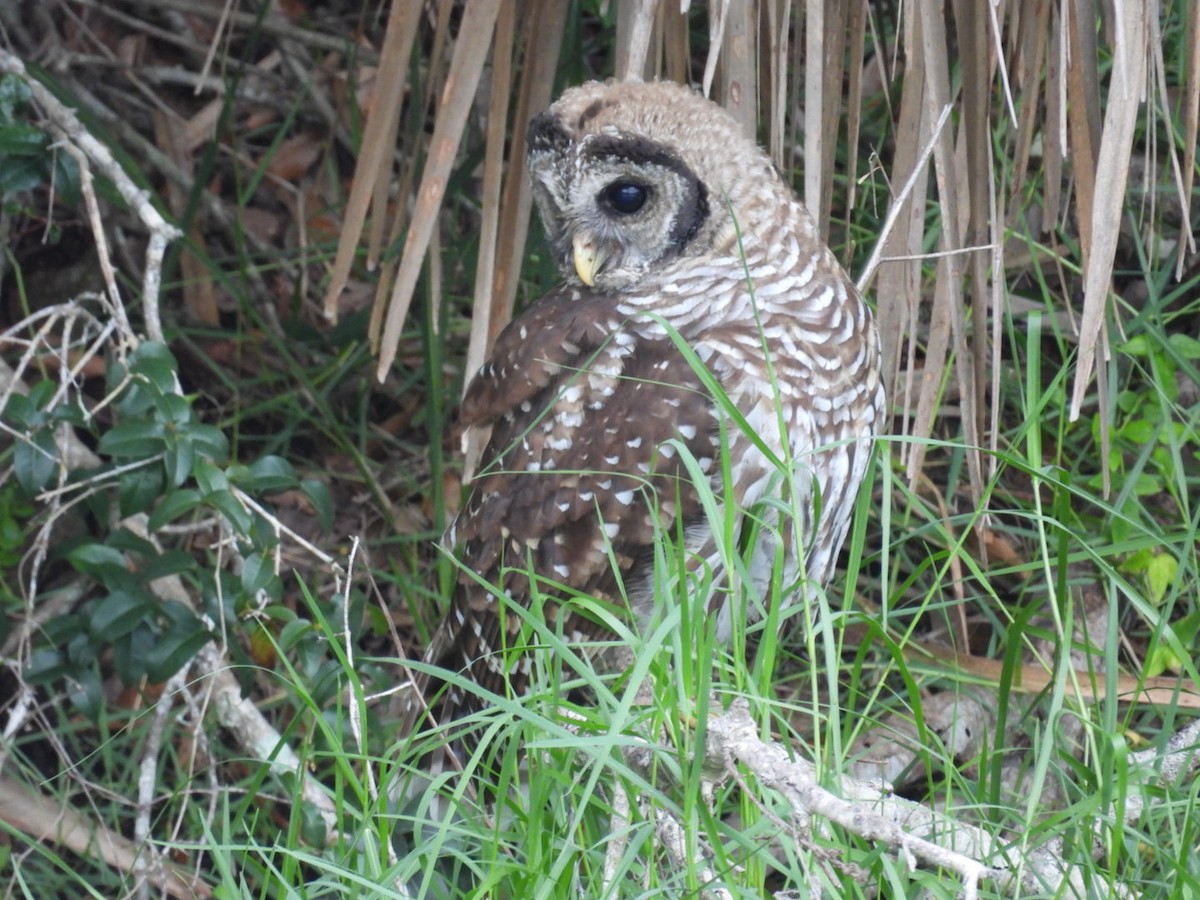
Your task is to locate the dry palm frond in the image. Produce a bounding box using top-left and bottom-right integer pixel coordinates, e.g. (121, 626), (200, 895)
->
(326, 0), (1191, 507)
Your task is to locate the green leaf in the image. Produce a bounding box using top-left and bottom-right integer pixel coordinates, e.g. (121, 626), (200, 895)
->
(190, 425), (229, 462)
(118, 464), (165, 517)
(105, 528), (157, 558)
(52, 151), (81, 206)
(144, 621), (214, 682)
(241, 552), (273, 596)
(50, 400), (85, 427)
(13, 427), (58, 494)
(1145, 611), (1200, 677)
(1160, 421), (1188, 444)
(261, 604), (298, 624)
(139, 550), (197, 581)
(1144, 553), (1179, 606)
(113, 381), (156, 417)
(68, 669), (103, 722)
(112, 624), (153, 683)
(194, 459), (230, 496)
(278, 618), (314, 652)
(0, 75), (32, 121)
(301, 479), (333, 533)
(42, 610), (85, 644)
(1168, 333), (1200, 360)
(128, 341), (179, 393)
(1120, 335), (1149, 356)
(1157, 364), (1180, 403)
(241, 455), (296, 492)
(148, 488), (202, 531)
(1115, 390), (1140, 415)
(88, 590), (155, 640)
(206, 489), (251, 532)
(24, 648), (69, 684)
(0, 125), (47, 155)
(0, 391), (39, 428)
(160, 600), (200, 628)
(66, 631), (97, 667)
(1133, 472), (1161, 497)
(298, 801), (328, 848)
(1119, 418), (1155, 444)
(98, 420), (166, 457)
(0, 154), (46, 195)
(163, 432), (195, 487)
(26, 380), (55, 409)
(154, 392), (193, 426)
(67, 542), (129, 580)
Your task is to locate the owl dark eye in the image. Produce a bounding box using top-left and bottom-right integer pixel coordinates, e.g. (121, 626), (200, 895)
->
(602, 181), (649, 215)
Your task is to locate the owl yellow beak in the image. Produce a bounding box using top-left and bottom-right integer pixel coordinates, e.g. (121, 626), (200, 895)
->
(572, 234), (605, 287)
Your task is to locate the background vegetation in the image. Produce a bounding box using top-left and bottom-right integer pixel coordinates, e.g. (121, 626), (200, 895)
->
(0, 0), (1197, 897)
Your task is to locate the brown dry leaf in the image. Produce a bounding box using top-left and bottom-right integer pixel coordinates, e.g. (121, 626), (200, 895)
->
(10, 349), (108, 382)
(331, 61), (378, 132)
(958, 0), (992, 468)
(153, 109), (220, 327)
(459, 0), (518, 480)
(716, 0), (756, 137)
(1065, 0), (1103, 265)
(1070, 2), (1148, 422)
(1179, 0), (1200, 276)
(322, 0), (418, 323)
(807, 0), (848, 237)
(975, 528), (1028, 577)
(923, 645), (1200, 710)
(249, 623), (279, 669)
(300, 181), (343, 248)
(182, 51), (283, 154)
(841, 0), (868, 243)
(658, 2), (691, 83)
(481, 0), (569, 347)
(1043, 5), (1065, 232)
(392, 501), (433, 538)
(241, 206), (287, 245)
(873, 51), (931, 447)
(243, 103), (283, 134)
(1007, 0), (1051, 215)
(906, 1), (959, 489)
(373, 403), (421, 444)
(276, 0), (309, 21)
(615, 0), (657, 81)
(197, 333), (276, 376)
(266, 131), (324, 182)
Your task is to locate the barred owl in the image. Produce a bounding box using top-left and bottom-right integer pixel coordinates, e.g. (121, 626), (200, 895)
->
(401, 80), (884, 737)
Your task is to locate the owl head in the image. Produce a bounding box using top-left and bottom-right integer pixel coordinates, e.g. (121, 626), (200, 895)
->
(527, 80), (780, 292)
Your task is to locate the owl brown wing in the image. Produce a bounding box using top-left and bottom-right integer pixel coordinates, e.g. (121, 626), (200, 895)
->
(414, 285), (721, 724)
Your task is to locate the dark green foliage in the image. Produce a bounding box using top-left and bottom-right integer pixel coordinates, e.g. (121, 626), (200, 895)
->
(0, 340), (333, 717)
(0, 73), (79, 206)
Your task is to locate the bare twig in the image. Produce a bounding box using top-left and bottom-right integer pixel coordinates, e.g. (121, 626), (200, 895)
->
(0, 775), (208, 899)
(0, 48), (182, 343)
(78, 0), (377, 61)
(133, 668), (189, 900)
(705, 702), (1135, 898)
(648, 799), (736, 900)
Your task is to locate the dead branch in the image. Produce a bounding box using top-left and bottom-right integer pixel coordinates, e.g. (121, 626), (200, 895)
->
(704, 701), (1136, 899)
